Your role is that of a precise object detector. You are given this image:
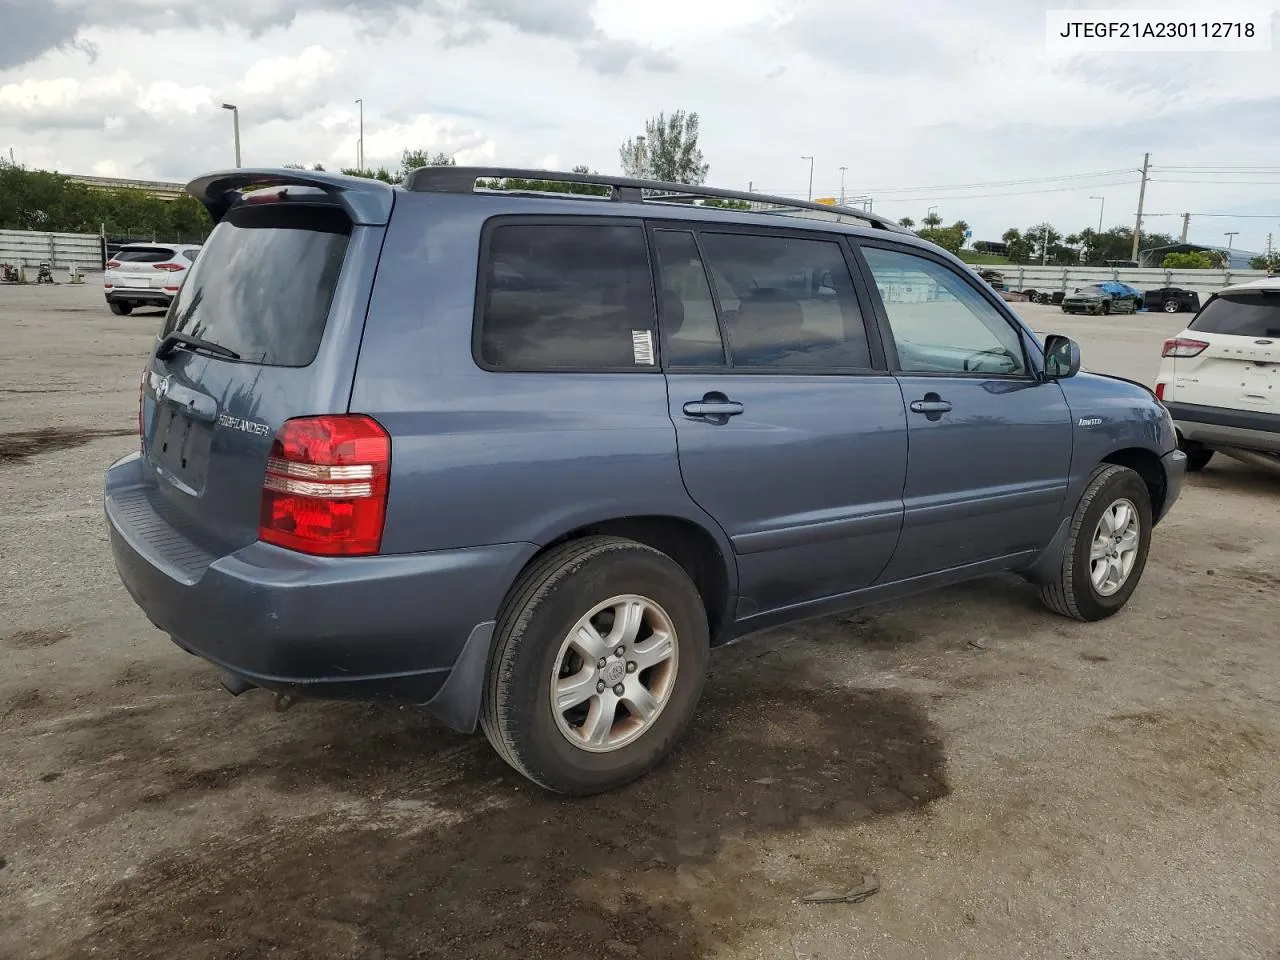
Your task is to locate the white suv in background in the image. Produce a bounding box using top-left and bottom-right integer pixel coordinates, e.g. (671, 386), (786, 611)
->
(1155, 276), (1280, 474)
(104, 242), (201, 316)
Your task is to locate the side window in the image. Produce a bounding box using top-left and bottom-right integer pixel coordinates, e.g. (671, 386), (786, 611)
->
(479, 223), (657, 371)
(697, 232), (872, 370)
(182, 250), (199, 263)
(860, 246), (1027, 376)
(653, 231), (726, 367)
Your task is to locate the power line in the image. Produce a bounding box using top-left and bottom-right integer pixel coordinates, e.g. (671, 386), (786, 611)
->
(750, 167), (1136, 198)
(862, 178), (1141, 204)
(1152, 165), (1280, 171)
(1144, 212), (1280, 218)
(1149, 178), (1280, 185)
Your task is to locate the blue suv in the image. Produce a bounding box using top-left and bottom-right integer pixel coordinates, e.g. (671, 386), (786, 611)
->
(105, 167), (1186, 794)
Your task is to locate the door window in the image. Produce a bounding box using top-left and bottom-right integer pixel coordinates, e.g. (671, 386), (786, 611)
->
(861, 246), (1027, 376)
(477, 222), (657, 371)
(657, 231), (872, 370)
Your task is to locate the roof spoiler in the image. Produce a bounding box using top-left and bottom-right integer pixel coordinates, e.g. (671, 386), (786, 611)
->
(186, 168), (396, 226)
(403, 166), (912, 233)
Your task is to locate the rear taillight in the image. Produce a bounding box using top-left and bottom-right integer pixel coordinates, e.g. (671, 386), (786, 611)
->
(152, 263), (185, 272)
(258, 415), (390, 557)
(1154, 382), (1166, 400)
(106, 260), (121, 269)
(1162, 337), (1208, 358)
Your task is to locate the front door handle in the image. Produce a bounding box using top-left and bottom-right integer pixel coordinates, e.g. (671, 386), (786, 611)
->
(909, 392), (952, 418)
(683, 400), (744, 418)
(909, 400), (953, 414)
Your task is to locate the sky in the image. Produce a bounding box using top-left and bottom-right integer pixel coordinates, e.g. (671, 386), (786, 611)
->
(3, 0), (1280, 252)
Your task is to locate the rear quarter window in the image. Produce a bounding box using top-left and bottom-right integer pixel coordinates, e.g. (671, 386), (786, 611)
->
(161, 205), (351, 367)
(1190, 293), (1280, 338)
(477, 222), (657, 371)
(116, 248), (175, 263)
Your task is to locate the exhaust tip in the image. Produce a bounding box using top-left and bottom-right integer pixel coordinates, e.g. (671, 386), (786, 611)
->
(219, 671), (256, 697)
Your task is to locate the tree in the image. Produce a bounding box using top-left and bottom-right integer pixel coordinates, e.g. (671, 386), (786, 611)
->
(898, 216), (915, 228)
(1162, 251), (1218, 269)
(619, 110), (709, 184)
(400, 149), (454, 175)
(920, 211), (943, 229)
(0, 160), (211, 241)
(917, 220), (967, 254)
(1001, 228), (1034, 264)
(1249, 252), (1280, 272)
(479, 165), (611, 197)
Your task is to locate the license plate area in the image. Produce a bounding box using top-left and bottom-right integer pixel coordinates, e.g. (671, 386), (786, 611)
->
(153, 402), (212, 491)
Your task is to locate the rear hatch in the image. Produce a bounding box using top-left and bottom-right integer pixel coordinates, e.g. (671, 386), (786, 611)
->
(1171, 290), (1280, 412)
(109, 246), (179, 290)
(139, 172), (394, 557)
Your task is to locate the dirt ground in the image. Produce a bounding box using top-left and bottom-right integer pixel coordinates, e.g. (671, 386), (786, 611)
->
(2, 283), (1278, 960)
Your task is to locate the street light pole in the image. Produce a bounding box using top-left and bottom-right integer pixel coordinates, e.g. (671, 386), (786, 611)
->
(801, 155), (814, 201)
(354, 98), (364, 171)
(220, 103), (241, 167)
(1089, 195), (1104, 233)
(839, 165), (847, 205)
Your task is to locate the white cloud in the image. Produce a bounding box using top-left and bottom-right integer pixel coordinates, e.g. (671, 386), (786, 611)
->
(240, 45), (338, 97)
(135, 79), (212, 117)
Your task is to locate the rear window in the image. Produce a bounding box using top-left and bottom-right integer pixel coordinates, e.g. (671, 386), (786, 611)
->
(1190, 293), (1280, 338)
(116, 247), (175, 263)
(161, 205), (351, 367)
(477, 222), (657, 371)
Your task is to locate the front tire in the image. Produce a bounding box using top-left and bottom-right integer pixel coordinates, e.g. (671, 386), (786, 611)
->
(480, 536), (710, 795)
(109, 301), (132, 316)
(1039, 464), (1153, 622)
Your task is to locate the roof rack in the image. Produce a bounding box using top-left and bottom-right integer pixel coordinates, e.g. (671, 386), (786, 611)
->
(402, 166), (910, 233)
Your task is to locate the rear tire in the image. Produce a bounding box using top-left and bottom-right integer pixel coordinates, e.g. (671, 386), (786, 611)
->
(1039, 464), (1153, 622)
(480, 536), (710, 795)
(109, 301), (132, 316)
(1163, 299), (1180, 314)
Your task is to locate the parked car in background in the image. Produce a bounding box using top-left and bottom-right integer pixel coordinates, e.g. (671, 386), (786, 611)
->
(104, 166), (1186, 795)
(1156, 277), (1280, 474)
(104, 243), (201, 315)
(1062, 282), (1145, 315)
(1145, 286), (1201, 314)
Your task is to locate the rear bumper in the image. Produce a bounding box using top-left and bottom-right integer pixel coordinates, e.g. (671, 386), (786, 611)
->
(1167, 401), (1280, 455)
(104, 453), (535, 725)
(106, 289), (173, 305)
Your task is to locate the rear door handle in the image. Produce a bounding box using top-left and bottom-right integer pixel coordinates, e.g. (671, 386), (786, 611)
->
(683, 401), (744, 418)
(909, 398), (953, 415)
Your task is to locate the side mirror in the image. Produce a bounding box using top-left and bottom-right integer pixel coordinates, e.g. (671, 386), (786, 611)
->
(1043, 334), (1081, 380)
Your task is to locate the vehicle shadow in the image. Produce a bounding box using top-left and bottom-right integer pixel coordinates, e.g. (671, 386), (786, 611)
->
(63, 668), (949, 960)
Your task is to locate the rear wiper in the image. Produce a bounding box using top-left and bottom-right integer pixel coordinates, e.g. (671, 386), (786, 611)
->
(155, 332), (241, 361)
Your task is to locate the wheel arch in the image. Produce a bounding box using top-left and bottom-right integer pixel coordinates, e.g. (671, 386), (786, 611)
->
(1100, 447), (1166, 521)
(532, 514), (737, 646)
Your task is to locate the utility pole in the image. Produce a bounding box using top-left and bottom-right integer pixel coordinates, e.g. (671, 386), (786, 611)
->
(1130, 151), (1150, 263)
(1090, 195), (1105, 233)
(1180, 212), (1190, 243)
(801, 155), (814, 201)
(355, 98), (364, 171)
(220, 103), (241, 167)
(839, 166), (847, 205)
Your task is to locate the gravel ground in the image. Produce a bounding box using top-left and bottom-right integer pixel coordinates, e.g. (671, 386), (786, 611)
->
(2, 283), (1277, 960)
